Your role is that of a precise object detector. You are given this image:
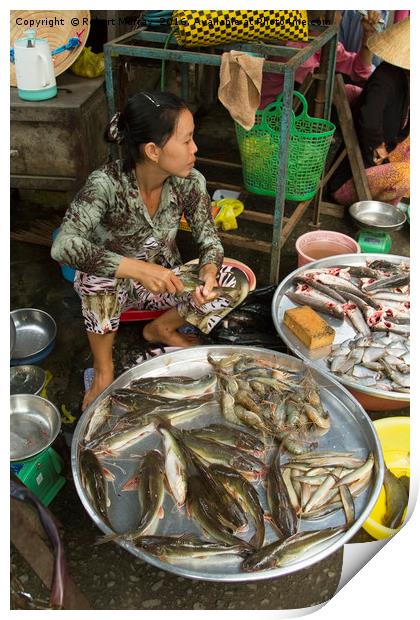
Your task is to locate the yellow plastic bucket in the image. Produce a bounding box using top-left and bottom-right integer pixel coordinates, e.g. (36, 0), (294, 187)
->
(363, 417), (410, 539)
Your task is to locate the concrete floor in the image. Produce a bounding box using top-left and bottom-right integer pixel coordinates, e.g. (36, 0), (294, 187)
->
(10, 102), (410, 610)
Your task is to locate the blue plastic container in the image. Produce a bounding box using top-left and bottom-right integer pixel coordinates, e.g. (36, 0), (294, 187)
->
(51, 228), (76, 282)
(10, 340), (56, 366)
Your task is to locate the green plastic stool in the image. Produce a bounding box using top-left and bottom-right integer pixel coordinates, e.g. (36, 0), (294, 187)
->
(10, 447), (66, 507)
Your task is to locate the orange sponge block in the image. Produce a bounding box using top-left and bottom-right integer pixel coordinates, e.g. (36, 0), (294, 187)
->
(283, 305), (335, 349)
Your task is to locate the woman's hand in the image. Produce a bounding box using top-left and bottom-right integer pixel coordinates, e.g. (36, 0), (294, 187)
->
(192, 263), (219, 306)
(116, 257), (184, 295)
(361, 11), (381, 43)
(373, 143), (389, 165)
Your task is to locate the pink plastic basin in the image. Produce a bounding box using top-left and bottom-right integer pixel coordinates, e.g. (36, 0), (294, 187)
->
(295, 230), (360, 267)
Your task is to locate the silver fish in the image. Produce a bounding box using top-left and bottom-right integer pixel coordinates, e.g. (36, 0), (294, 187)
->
(335, 453), (374, 487)
(79, 448), (113, 530)
(188, 423), (265, 455)
(158, 426), (188, 508)
(352, 365), (380, 379)
(371, 291), (409, 302)
(302, 270), (361, 294)
(286, 290), (344, 319)
(99, 450), (166, 545)
(210, 463), (265, 549)
(303, 474), (337, 513)
(363, 273), (410, 293)
(242, 527), (344, 572)
(130, 373), (217, 399)
(362, 347), (385, 363)
(84, 395), (113, 444)
(381, 360), (410, 388)
(373, 321), (410, 336)
(186, 476), (252, 549)
(344, 304), (371, 336)
(335, 285), (381, 308)
(266, 449), (298, 538)
(133, 534), (249, 561)
(339, 484), (355, 526)
(183, 434), (268, 481)
(293, 276), (346, 302)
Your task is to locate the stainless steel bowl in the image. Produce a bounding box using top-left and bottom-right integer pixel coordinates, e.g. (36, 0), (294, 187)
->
(10, 315), (16, 359)
(72, 345), (384, 582)
(349, 201), (406, 232)
(10, 308), (57, 361)
(272, 253), (409, 409)
(10, 365), (47, 396)
(10, 394), (61, 461)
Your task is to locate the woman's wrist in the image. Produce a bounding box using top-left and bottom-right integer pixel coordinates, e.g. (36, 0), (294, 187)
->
(116, 256), (147, 279)
(199, 262), (218, 277)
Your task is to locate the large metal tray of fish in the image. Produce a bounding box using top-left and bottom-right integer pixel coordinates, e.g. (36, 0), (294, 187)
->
(71, 346), (383, 582)
(272, 254), (410, 403)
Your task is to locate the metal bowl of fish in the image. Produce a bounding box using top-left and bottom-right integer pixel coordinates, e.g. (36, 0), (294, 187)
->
(10, 314), (16, 359)
(272, 254), (410, 408)
(71, 345), (384, 582)
(349, 201), (406, 232)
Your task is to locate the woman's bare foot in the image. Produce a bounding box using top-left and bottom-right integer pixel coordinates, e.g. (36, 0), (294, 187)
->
(143, 320), (200, 347)
(82, 368), (114, 411)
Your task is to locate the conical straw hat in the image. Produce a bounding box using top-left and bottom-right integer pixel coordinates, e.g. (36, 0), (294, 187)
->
(10, 10), (91, 86)
(367, 17), (410, 70)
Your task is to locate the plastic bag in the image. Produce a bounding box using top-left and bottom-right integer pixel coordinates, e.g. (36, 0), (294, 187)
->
(210, 286), (286, 351)
(70, 47), (104, 78)
(213, 198), (244, 231)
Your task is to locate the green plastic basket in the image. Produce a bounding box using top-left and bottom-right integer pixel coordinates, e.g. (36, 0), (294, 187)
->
(235, 91), (336, 201)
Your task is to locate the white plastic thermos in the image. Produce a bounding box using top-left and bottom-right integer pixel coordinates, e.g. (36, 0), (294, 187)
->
(14, 29), (57, 101)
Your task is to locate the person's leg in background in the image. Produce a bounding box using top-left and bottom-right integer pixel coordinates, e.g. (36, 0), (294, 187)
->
(333, 137), (410, 206)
